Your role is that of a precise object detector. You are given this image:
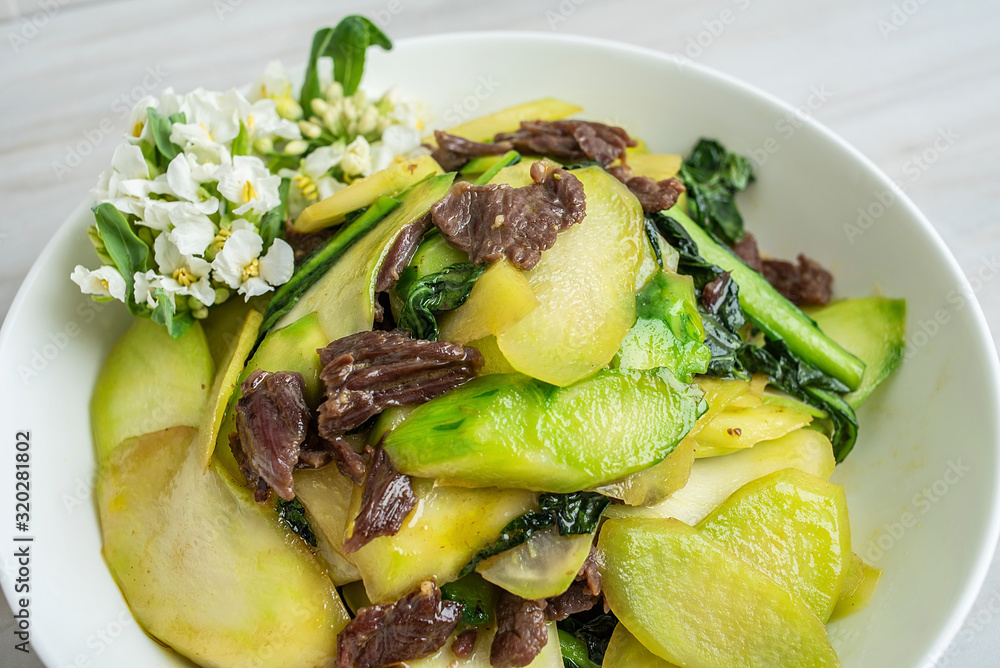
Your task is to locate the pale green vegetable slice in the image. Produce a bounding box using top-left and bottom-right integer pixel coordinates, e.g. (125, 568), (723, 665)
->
(476, 527), (595, 600)
(698, 468), (852, 621)
(404, 622), (563, 667)
(599, 517), (840, 668)
(606, 428), (835, 524)
(603, 624), (680, 667)
(91, 319), (214, 464)
(830, 553), (882, 620)
(98, 427), (347, 668)
(431, 97), (582, 143)
(293, 464), (361, 586)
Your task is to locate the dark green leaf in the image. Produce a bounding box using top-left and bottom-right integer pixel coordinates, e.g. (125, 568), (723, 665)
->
(559, 629), (602, 668)
(146, 107), (183, 162)
(557, 610), (619, 665)
(276, 497), (317, 547)
(93, 203), (151, 317)
(458, 492), (610, 578)
(300, 16), (392, 112)
(397, 262), (486, 340)
(678, 138), (755, 244)
(260, 178), (291, 251)
(150, 290), (195, 339)
(440, 573), (496, 626)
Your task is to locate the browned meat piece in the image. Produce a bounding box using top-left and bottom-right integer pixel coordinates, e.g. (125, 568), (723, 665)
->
(343, 443), (418, 553)
(431, 131), (513, 172)
(317, 329), (483, 439)
(375, 212), (433, 294)
(762, 254), (834, 307)
(430, 161), (586, 270)
(296, 431), (368, 485)
(731, 232), (833, 306)
(495, 120), (636, 167)
(337, 581), (463, 668)
(232, 370), (310, 502)
(490, 591), (549, 668)
(229, 431), (271, 503)
(701, 271), (733, 313)
(608, 163), (686, 213)
(732, 231), (764, 273)
(452, 628), (479, 659)
(544, 547), (603, 622)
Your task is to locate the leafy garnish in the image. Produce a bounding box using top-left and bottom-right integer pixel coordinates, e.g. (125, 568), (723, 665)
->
(276, 497), (317, 548)
(679, 138), (755, 244)
(559, 629), (602, 668)
(93, 203), (151, 318)
(300, 16), (392, 112)
(440, 573), (496, 626)
(397, 262), (486, 340)
(458, 492), (611, 578)
(145, 108), (185, 163)
(558, 610), (619, 665)
(150, 289), (194, 339)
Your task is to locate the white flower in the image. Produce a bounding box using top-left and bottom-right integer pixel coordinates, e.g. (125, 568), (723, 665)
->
(125, 95), (159, 145)
(133, 269), (166, 308)
(370, 124), (422, 173)
(167, 205), (217, 256)
(71, 265), (126, 302)
(146, 153), (221, 214)
(217, 155), (281, 217)
(169, 88), (241, 163)
(341, 135), (372, 177)
(251, 61), (303, 120)
(153, 234), (216, 307)
(212, 228), (294, 300)
(280, 144), (346, 217)
(91, 144), (152, 216)
(227, 88), (300, 142)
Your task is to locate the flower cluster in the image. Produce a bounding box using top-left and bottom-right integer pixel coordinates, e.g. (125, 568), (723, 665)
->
(71, 60), (426, 334)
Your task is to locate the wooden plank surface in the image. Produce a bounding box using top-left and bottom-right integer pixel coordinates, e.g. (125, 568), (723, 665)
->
(1, 1), (998, 666)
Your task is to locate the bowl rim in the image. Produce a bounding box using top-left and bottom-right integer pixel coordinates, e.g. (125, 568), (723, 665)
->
(2, 29), (999, 668)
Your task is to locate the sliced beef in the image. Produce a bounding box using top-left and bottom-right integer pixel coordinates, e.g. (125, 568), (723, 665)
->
(495, 120), (636, 167)
(232, 369), (310, 502)
(296, 429), (368, 485)
(375, 212), (433, 294)
(731, 232), (834, 307)
(544, 547), (603, 622)
(608, 163), (686, 214)
(762, 254), (834, 307)
(430, 161), (586, 270)
(452, 628), (479, 659)
(431, 131), (513, 172)
(229, 431), (271, 503)
(337, 581), (463, 668)
(490, 591), (549, 668)
(317, 329), (483, 440)
(732, 231), (764, 273)
(343, 443), (417, 553)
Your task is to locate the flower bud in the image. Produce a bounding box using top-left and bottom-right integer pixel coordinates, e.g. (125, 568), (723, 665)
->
(284, 139), (309, 155)
(325, 82), (344, 101)
(253, 137), (274, 154)
(213, 287), (231, 305)
(276, 97), (303, 121)
(310, 97), (330, 117)
(298, 120), (322, 139)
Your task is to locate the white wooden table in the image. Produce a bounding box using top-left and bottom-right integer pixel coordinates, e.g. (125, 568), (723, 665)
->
(1, 0), (998, 666)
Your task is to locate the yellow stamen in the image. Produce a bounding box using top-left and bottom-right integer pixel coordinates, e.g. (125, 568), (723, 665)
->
(200, 122), (214, 142)
(246, 114), (255, 129)
(241, 258), (260, 283)
(241, 180), (258, 203)
(99, 278), (110, 290)
(131, 122), (144, 138)
(212, 228), (231, 255)
(172, 267), (196, 287)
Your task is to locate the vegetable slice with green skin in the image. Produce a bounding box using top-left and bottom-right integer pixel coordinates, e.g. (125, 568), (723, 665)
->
(193, 309), (262, 470)
(495, 165), (651, 386)
(91, 319), (214, 464)
(602, 624), (679, 667)
(678, 138), (755, 244)
(300, 16), (391, 111)
(668, 207), (865, 390)
(808, 297), (906, 408)
(606, 428), (836, 525)
(347, 478), (536, 604)
(293, 155), (443, 232)
(697, 468), (852, 622)
(476, 527), (595, 600)
(276, 173), (456, 339)
(98, 427), (348, 668)
(383, 369), (701, 493)
(599, 517), (841, 668)
(261, 194), (401, 335)
(830, 553), (882, 620)
(437, 259), (539, 344)
(431, 98), (583, 143)
(471, 149), (521, 185)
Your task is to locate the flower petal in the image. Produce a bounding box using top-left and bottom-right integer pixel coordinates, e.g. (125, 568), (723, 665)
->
(258, 238), (294, 287)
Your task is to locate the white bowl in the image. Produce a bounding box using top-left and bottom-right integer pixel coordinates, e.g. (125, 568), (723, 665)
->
(2, 32), (998, 668)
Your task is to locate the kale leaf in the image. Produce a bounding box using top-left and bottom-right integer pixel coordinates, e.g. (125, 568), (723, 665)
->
(276, 497), (317, 548)
(300, 16), (392, 112)
(440, 574), (496, 626)
(458, 492), (611, 578)
(558, 629), (602, 668)
(558, 610), (619, 665)
(679, 138), (755, 244)
(397, 262), (486, 340)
